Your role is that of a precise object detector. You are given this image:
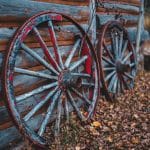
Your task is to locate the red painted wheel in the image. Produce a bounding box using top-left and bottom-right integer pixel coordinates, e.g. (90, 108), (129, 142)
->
(2, 12), (100, 148)
(97, 21), (137, 101)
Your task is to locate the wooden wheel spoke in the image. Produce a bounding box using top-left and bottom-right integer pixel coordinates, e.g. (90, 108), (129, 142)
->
(117, 78), (121, 93)
(33, 27), (61, 72)
(55, 97), (62, 136)
(121, 40), (128, 60)
(121, 75), (129, 90)
(118, 77), (124, 93)
(21, 43), (59, 75)
(14, 67), (57, 80)
(123, 72), (134, 80)
(119, 32), (123, 57)
(102, 56), (115, 66)
(103, 41), (114, 61)
(71, 87), (91, 105)
(38, 90), (61, 136)
(111, 32), (115, 52)
(103, 67), (115, 71)
(65, 99), (69, 122)
(71, 72), (91, 78)
(67, 90), (86, 121)
(48, 21), (64, 69)
(81, 81), (95, 88)
(16, 82), (58, 102)
(112, 75), (118, 93)
(69, 56), (88, 71)
(105, 70), (116, 82)
(130, 63), (135, 68)
(122, 52), (133, 63)
(65, 39), (81, 68)
(111, 31), (118, 58)
(24, 86), (58, 122)
(108, 74), (116, 92)
(118, 75), (124, 93)
(114, 33), (119, 59)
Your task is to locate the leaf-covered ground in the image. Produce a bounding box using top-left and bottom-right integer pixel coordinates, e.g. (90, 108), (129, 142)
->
(13, 71), (150, 150)
(43, 71), (149, 150)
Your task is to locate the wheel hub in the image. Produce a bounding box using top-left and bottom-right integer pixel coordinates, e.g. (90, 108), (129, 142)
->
(58, 69), (77, 89)
(116, 61), (130, 73)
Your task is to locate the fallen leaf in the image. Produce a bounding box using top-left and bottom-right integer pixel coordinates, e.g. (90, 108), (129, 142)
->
(89, 126), (100, 136)
(133, 114), (139, 119)
(106, 136), (113, 143)
(131, 137), (140, 144)
(75, 146), (80, 150)
(91, 121), (102, 128)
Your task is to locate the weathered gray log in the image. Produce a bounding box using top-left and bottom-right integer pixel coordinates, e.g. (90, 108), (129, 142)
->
(128, 28), (149, 43)
(0, 126), (22, 148)
(0, 24), (88, 39)
(97, 2), (140, 11)
(0, 0), (89, 21)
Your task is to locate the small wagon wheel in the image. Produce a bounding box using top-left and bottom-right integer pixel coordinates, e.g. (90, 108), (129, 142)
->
(97, 21), (137, 101)
(3, 12), (100, 148)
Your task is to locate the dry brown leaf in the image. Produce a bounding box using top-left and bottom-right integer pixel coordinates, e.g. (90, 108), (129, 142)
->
(75, 146), (81, 150)
(131, 137), (140, 144)
(106, 136), (113, 143)
(91, 121), (102, 128)
(89, 126), (100, 136)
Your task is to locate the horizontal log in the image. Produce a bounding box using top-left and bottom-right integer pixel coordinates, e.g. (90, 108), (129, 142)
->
(0, 92), (48, 129)
(0, 0), (89, 23)
(0, 24), (89, 51)
(0, 126), (22, 148)
(0, 21), (88, 28)
(97, 2), (140, 11)
(0, 24), (88, 41)
(9, 45), (71, 68)
(99, 0), (142, 6)
(96, 7), (139, 16)
(33, 0), (89, 6)
(0, 113), (47, 147)
(0, 40), (74, 51)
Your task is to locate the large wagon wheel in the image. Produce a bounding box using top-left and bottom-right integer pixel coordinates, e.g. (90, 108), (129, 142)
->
(97, 21), (137, 101)
(3, 12), (100, 148)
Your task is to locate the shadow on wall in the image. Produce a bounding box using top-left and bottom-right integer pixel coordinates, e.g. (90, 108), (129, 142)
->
(144, 13), (150, 33)
(140, 39), (150, 71)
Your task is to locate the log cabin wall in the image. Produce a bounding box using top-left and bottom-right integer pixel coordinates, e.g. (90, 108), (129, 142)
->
(0, 0), (96, 148)
(96, 0), (149, 43)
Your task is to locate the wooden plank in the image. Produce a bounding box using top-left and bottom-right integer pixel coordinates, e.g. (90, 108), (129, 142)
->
(96, 7), (140, 16)
(0, 126), (22, 148)
(33, 0), (89, 6)
(0, 24), (88, 51)
(99, 0), (142, 6)
(0, 0), (89, 23)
